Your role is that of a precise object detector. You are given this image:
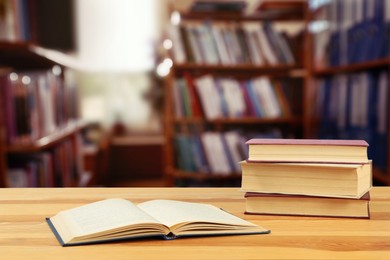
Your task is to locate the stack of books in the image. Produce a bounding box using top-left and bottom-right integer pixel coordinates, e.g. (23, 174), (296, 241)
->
(240, 139), (372, 218)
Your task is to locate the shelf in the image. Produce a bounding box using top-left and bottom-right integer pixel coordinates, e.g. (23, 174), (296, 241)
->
(173, 116), (302, 125)
(180, 10), (304, 21)
(173, 64), (305, 76)
(171, 170), (242, 181)
(256, 0), (305, 12)
(6, 121), (87, 153)
(111, 135), (165, 146)
(0, 41), (57, 70)
(312, 58), (390, 76)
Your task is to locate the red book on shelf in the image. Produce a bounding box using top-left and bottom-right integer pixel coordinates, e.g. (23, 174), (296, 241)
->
(246, 138), (369, 164)
(239, 81), (256, 117)
(183, 72), (204, 118)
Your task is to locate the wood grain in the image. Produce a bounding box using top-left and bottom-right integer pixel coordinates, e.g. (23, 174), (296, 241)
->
(0, 187), (389, 259)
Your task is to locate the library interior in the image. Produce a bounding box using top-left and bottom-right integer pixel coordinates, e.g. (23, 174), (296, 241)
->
(3, 0), (390, 258)
(0, 0), (389, 189)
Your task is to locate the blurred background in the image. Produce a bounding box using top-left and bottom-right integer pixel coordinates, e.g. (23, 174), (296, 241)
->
(0, 0), (388, 188)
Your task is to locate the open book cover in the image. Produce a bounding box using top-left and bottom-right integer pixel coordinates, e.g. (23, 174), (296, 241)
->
(46, 199), (270, 246)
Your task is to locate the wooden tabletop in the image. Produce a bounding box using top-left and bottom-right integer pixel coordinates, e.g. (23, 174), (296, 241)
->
(1, 187), (390, 259)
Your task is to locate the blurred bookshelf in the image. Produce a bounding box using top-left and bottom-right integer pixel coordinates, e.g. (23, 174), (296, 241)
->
(0, 1), (86, 187)
(162, 0), (309, 187)
(308, 0), (390, 185)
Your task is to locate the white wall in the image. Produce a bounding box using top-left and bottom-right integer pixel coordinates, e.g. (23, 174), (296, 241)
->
(75, 0), (160, 72)
(73, 0), (168, 133)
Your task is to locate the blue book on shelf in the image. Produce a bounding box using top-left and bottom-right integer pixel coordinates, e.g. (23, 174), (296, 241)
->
(372, 0), (386, 60)
(372, 71), (388, 171)
(346, 23), (357, 64)
(191, 135), (210, 173)
(373, 129), (388, 171)
(329, 31), (340, 66)
(348, 27), (356, 63)
(381, 21), (390, 57)
(347, 73), (377, 159)
(318, 78), (338, 139)
(354, 21), (371, 63)
(362, 0), (385, 61)
(177, 78), (192, 118)
(220, 134), (237, 173)
(348, 0), (365, 63)
(369, 20), (386, 61)
(244, 80), (264, 117)
(355, 0), (370, 62)
(335, 76), (351, 140)
(215, 80), (229, 117)
(174, 135), (197, 172)
(361, 0), (385, 61)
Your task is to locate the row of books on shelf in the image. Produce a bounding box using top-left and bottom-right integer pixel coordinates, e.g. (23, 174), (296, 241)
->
(168, 20), (300, 66)
(313, 70), (388, 171)
(311, 0), (390, 67)
(0, 0), (34, 41)
(173, 74), (297, 120)
(241, 138), (372, 218)
(0, 68), (79, 145)
(174, 128), (283, 175)
(7, 135), (83, 187)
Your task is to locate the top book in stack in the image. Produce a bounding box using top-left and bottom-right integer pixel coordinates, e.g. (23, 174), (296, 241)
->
(246, 139), (369, 164)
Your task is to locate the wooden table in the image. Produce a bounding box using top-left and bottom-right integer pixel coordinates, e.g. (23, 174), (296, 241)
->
(1, 187), (390, 259)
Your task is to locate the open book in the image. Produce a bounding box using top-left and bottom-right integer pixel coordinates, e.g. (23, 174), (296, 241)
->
(46, 199), (270, 246)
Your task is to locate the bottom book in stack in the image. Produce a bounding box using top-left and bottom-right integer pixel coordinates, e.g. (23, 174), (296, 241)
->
(240, 161), (372, 218)
(245, 192), (370, 218)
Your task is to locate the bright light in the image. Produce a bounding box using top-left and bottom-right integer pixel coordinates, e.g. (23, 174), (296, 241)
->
(52, 65), (62, 76)
(156, 62), (170, 77)
(163, 58), (173, 68)
(309, 0), (332, 10)
(163, 39), (173, 50)
(309, 20), (329, 33)
(76, 0), (157, 72)
(170, 11), (181, 25)
(22, 76), (31, 85)
(9, 72), (18, 81)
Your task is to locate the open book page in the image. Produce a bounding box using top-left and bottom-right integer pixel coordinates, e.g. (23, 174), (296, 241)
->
(50, 198), (164, 243)
(137, 200), (266, 235)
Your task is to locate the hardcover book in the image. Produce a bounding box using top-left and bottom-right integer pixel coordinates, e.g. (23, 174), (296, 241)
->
(246, 138), (369, 164)
(46, 199), (270, 246)
(245, 192), (370, 219)
(240, 160), (372, 199)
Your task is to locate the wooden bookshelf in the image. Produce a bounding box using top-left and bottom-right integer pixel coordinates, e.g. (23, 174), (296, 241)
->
(307, 0), (390, 185)
(170, 170), (242, 182)
(0, 43), (85, 187)
(173, 117), (302, 125)
(311, 58), (390, 77)
(173, 64), (305, 77)
(5, 121), (87, 153)
(0, 42), (56, 69)
(180, 11), (304, 22)
(163, 1), (309, 187)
